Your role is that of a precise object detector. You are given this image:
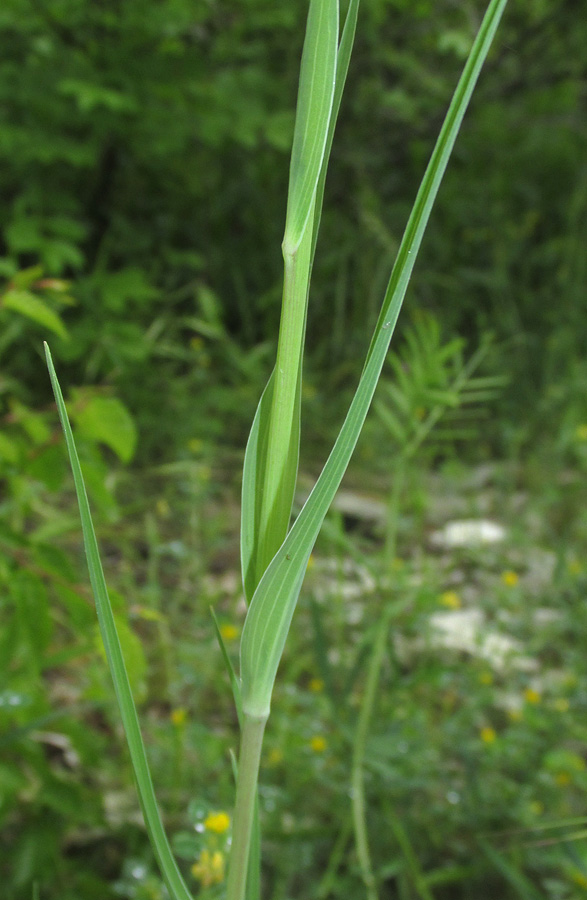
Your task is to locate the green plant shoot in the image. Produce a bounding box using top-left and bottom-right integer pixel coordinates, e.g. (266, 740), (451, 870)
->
(45, 1), (509, 899)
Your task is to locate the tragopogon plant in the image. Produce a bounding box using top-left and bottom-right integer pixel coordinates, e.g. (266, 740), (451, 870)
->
(45, 1), (508, 898)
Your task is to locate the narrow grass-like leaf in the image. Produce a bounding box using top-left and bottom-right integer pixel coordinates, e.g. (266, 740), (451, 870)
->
(44, 343), (194, 900)
(480, 841), (546, 900)
(240, 0), (508, 718)
(210, 607), (242, 726)
(241, 368), (302, 601)
(310, 0), (360, 265)
(283, 0), (338, 253)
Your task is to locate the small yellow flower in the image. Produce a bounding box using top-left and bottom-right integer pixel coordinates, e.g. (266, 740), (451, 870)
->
(529, 800), (543, 817)
(188, 437), (203, 454)
(574, 424), (587, 442)
(191, 849), (225, 887)
(479, 671), (493, 686)
(219, 623), (239, 642)
(440, 590), (461, 609)
(524, 688), (541, 705)
(501, 570), (519, 587)
(553, 698), (570, 713)
(571, 869), (587, 888)
(555, 771), (571, 786)
(507, 708), (523, 722)
(308, 677), (324, 693)
(156, 498), (170, 518)
(267, 747), (284, 767)
(568, 559), (583, 576)
(310, 735), (327, 753)
(203, 811), (231, 834)
(170, 708), (187, 727)
(480, 726), (497, 744)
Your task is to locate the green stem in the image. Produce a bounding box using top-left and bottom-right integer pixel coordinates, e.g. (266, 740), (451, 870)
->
(351, 603), (396, 900)
(255, 206), (314, 580)
(226, 713), (267, 900)
(384, 458), (406, 570)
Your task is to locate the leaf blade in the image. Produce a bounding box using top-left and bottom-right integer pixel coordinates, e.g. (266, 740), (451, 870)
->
(241, 0), (509, 718)
(44, 343), (194, 900)
(283, 0), (339, 253)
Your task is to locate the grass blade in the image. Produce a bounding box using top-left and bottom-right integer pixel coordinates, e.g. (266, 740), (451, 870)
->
(310, 0), (361, 265)
(211, 607), (243, 726)
(240, 0), (509, 719)
(44, 343), (194, 900)
(283, 0), (338, 253)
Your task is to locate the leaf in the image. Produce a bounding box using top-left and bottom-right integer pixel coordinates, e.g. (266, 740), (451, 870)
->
(240, 367), (301, 603)
(44, 343), (194, 900)
(310, 0), (361, 265)
(72, 395), (137, 463)
(283, 0), (338, 253)
(240, 0), (509, 719)
(2, 289), (68, 339)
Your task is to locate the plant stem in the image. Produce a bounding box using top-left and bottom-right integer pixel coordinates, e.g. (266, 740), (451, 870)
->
(255, 206), (314, 581)
(351, 602), (397, 900)
(226, 713), (267, 900)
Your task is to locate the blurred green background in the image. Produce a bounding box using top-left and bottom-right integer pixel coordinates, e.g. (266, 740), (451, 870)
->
(2, 1), (587, 898)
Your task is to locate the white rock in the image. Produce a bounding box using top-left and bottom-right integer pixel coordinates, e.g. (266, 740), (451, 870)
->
(430, 519), (506, 548)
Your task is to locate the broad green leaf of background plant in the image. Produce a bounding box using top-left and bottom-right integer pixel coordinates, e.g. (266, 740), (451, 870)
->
(283, 0), (338, 253)
(2, 289), (68, 340)
(44, 344), (194, 900)
(240, 0), (509, 719)
(71, 394), (137, 463)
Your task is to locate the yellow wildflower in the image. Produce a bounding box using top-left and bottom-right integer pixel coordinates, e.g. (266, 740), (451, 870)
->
(554, 698), (570, 713)
(170, 708), (187, 727)
(568, 559), (583, 576)
(191, 849), (225, 887)
(440, 590), (461, 609)
(219, 623), (239, 642)
(188, 437), (203, 454)
(524, 688), (541, 705)
(501, 570), (519, 587)
(308, 677), (324, 693)
(507, 708), (523, 722)
(310, 735), (327, 753)
(575, 424), (587, 442)
(156, 498), (170, 518)
(203, 811), (231, 834)
(479, 671), (493, 686)
(480, 726), (497, 744)
(571, 870), (587, 888)
(267, 747), (284, 767)
(555, 772), (571, 786)
(529, 801), (543, 817)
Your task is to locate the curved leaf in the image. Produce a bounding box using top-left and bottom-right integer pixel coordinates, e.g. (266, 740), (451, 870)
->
(240, 0), (509, 718)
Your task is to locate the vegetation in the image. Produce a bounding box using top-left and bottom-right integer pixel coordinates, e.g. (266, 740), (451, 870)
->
(2, 1), (587, 899)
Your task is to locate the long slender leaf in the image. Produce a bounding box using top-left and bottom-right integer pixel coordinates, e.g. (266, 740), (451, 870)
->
(241, 0), (360, 605)
(283, 0), (338, 253)
(310, 0), (361, 265)
(240, 0), (509, 718)
(44, 343), (194, 900)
